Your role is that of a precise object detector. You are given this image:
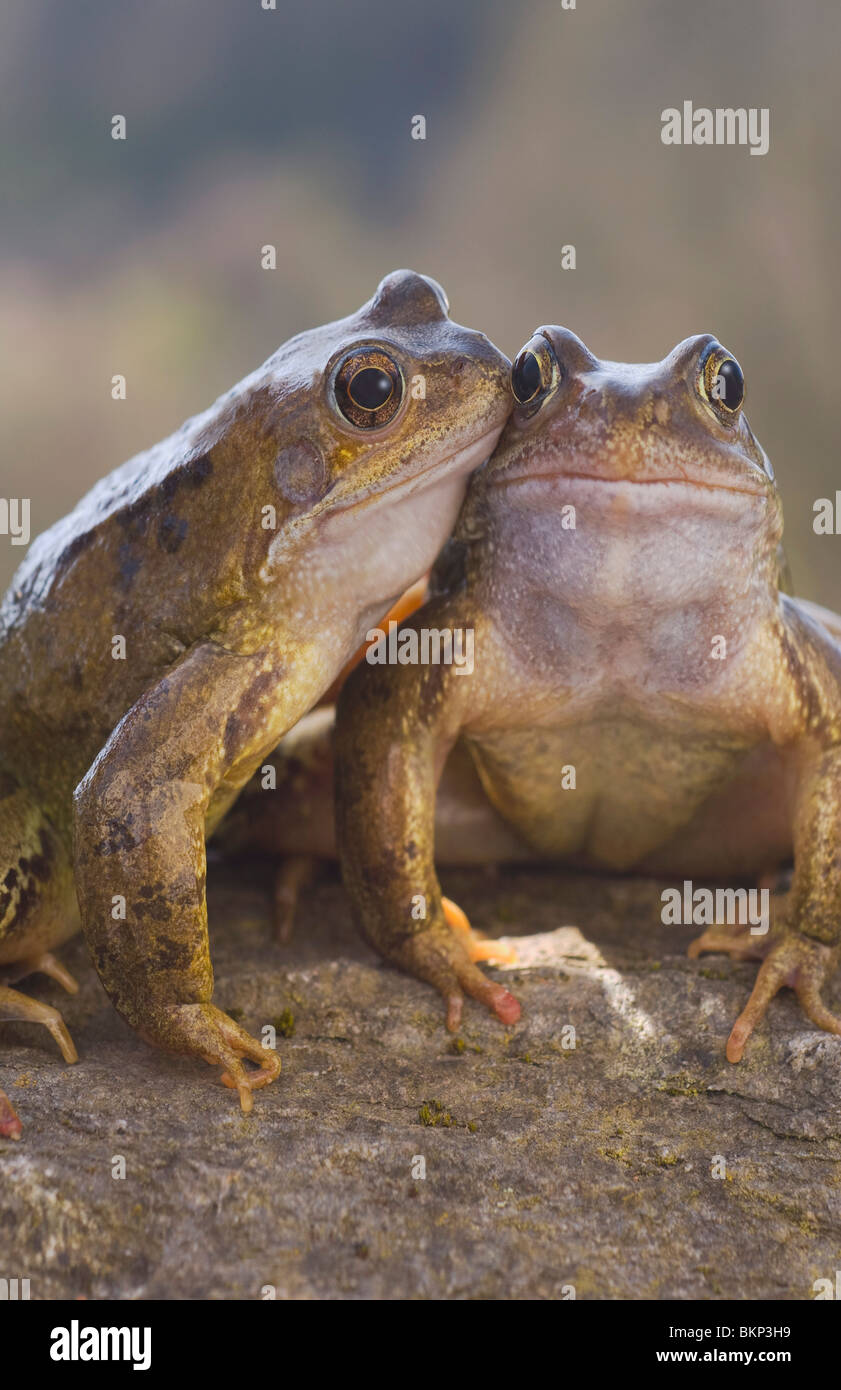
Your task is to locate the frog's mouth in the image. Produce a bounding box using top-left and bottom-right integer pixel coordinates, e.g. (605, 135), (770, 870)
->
(496, 467), (769, 503)
(325, 424), (504, 514)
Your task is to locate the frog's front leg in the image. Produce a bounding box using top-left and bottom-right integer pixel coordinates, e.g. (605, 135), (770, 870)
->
(335, 654), (520, 1030)
(73, 640), (293, 1112)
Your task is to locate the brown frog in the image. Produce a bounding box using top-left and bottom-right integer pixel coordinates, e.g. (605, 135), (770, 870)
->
(0, 270), (511, 1136)
(328, 326), (841, 1051)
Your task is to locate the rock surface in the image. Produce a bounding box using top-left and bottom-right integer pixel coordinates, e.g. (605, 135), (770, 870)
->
(2, 861), (840, 1300)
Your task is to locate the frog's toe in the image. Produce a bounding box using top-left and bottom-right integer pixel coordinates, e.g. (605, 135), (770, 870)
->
(216, 1019), (282, 1112)
(142, 1002), (281, 1112)
(687, 925), (762, 962)
(34, 953), (79, 995)
(0, 1087), (23, 1139)
(6, 951), (79, 995)
(725, 936), (840, 1062)
(391, 915), (521, 1031)
(442, 896), (519, 965)
(272, 855), (316, 945)
(726, 960), (786, 1061)
(0, 985), (78, 1064)
(219, 1052), (281, 1114)
(137, 999), (282, 1119)
(794, 982), (841, 1037)
(444, 968), (521, 1031)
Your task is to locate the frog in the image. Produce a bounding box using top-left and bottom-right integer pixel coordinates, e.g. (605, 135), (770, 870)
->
(330, 325), (841, 1052)
(0, 269), (512, 1137)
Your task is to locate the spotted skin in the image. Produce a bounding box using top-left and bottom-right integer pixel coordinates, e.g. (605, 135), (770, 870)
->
(0, 271), (512, 1130)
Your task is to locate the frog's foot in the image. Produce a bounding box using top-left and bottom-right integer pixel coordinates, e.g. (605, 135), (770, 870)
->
(0, 982), (79, 1138)
(272, 855), (316, 945)
(389, 911), (521, 1032)
(726, 935), (841, 1063)
(141, 1002), (281, 1114)
(687, 923), (766, 964)
(0, 1086), (22, 1140)
(442, 896), (519, 966)
(0, 984), (79, 1065)
(4, 951), (80, 995)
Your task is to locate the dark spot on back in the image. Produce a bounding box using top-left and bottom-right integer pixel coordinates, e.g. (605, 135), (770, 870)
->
(117, 498), (149, 540)
(118, 542), (142, 587)
(61, 530), (96, 566)
(159, 453), (213, 502)
(157, 515), (189, 553)
(30, 829), (56, 882)
(186, 453), (213, 486)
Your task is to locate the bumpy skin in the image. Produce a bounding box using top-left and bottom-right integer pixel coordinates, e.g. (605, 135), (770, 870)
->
(0, 270), (511, 1130)
(335, 327), (841, 1051)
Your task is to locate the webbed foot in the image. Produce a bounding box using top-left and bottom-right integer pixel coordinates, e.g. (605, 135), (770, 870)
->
(688, 918), (841, 1061)
(388, 903), (521, 1033)
(139, 1002), (281, 1113)
(725, 935), (841, 1062)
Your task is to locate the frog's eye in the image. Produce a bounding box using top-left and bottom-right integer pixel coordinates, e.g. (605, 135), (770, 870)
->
(511, 334), (561, 407)
(702, 352), (745, 414)
(333, 347), (404, 429)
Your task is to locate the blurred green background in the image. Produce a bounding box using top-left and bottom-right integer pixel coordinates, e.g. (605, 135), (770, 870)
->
(1, 0), (839, 601)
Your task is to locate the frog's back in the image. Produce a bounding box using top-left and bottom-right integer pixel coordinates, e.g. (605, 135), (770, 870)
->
(0, 383), (264, 797)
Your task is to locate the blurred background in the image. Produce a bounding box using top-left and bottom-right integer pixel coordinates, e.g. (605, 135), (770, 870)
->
(1, 0), (839, 601)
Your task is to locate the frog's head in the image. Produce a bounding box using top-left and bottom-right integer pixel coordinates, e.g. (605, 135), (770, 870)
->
(257, 271), (510, 578)
(468, 326), (783, 605)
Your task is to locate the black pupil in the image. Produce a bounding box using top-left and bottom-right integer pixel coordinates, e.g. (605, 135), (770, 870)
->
(349, 367), (393, 410)
(512, 350), (542, 403)
(715, 358), (744, 411)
